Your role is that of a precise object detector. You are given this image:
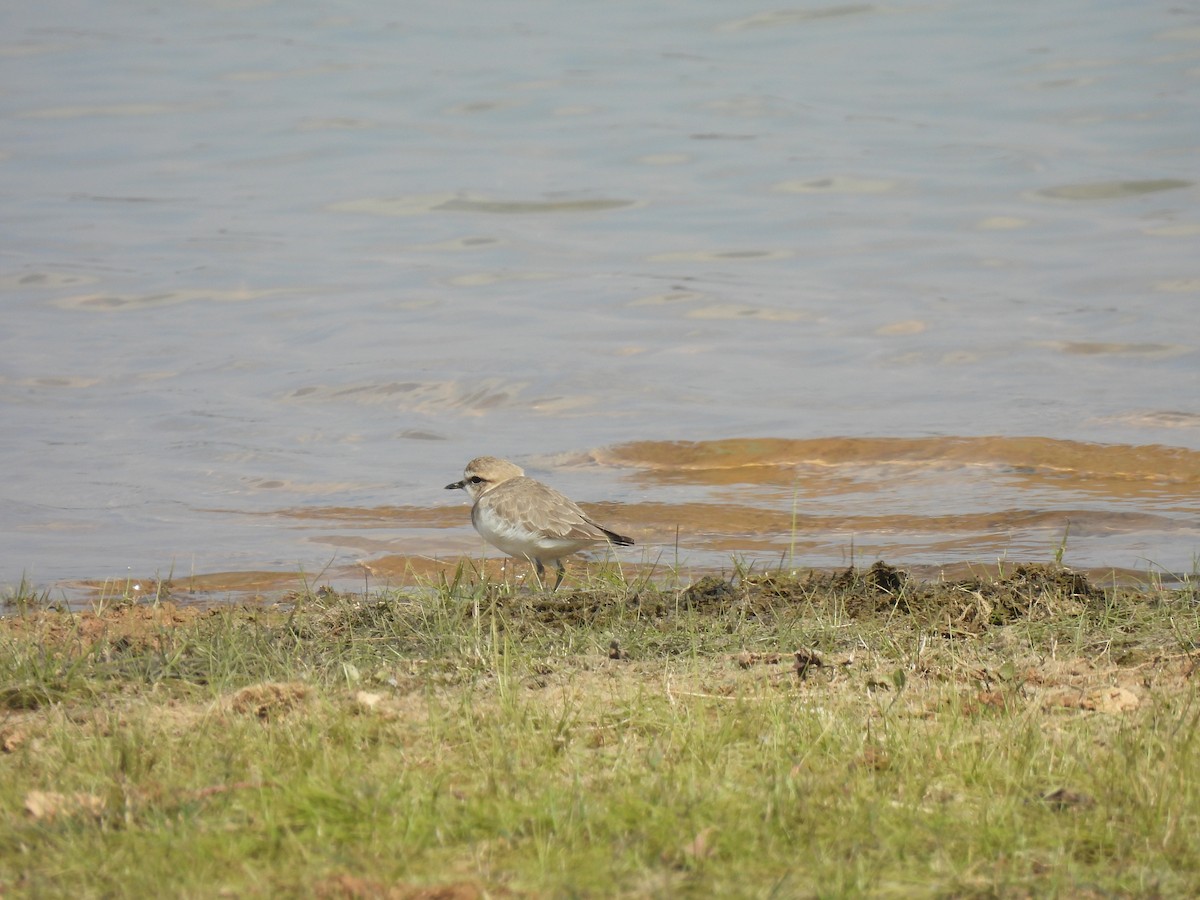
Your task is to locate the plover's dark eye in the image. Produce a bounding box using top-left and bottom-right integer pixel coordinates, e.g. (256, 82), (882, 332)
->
(468, 476), (485, 484)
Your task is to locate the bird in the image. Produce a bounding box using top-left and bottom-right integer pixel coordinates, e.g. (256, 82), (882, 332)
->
(445, 456), (634, 590)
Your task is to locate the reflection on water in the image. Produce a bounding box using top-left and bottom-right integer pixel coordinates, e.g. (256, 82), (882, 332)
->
(2, 0), (1199, 600)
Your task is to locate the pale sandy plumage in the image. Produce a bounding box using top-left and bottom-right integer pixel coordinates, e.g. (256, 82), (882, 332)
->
(445, 456), (634, 589)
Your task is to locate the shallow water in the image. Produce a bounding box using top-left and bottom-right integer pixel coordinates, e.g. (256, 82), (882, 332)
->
(2, 1), (1199, 600)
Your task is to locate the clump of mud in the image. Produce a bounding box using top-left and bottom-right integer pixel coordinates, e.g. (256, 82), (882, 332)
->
(679, 576), (740, 611)
(744, 561), (1105, 631)
(491, 591), (624, 627)
(919, 563), (1104, 630)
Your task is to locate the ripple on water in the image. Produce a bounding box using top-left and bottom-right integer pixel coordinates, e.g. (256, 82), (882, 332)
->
(1154, 279), (1200, 293)
(53, 288), (288, 312)
(0, 271), (97, 289)
(1038, 341), (1192, 359)
(1034, 179), (1192, 201)
(645, 249), (794, 263)
(716, 5), (877, 33)
(1094, 411), (1200, 430)
(19, 102), (208, 118)
(684, 304), (813, 322)
(281, 378), (596, 417)
(284, 378), (529, 412)
(772, 175), (901, 194)
(327, 193), (636, 216)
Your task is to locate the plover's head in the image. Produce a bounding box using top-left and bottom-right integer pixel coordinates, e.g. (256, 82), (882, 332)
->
(444, 456), (525, 501)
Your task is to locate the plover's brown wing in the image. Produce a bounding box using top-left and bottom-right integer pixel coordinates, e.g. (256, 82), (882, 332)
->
(488, 478), (618, 544)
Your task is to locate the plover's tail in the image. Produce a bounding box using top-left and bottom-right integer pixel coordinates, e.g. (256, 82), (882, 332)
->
(601, 527), (634, 547)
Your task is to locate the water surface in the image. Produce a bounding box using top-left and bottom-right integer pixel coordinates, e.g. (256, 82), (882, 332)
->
(2, 1), (1199, 599)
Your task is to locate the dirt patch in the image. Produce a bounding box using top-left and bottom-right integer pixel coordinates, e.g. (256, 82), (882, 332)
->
(229, 682), (311, 719)
(1, 602), (207, 652)
(23, 789), (106, 823)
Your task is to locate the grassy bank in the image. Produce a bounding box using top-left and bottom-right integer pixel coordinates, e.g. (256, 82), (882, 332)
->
(1, 563), (1198, 897)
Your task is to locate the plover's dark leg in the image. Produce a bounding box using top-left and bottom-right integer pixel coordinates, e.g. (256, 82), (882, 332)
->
(552, 559), (566, 591)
